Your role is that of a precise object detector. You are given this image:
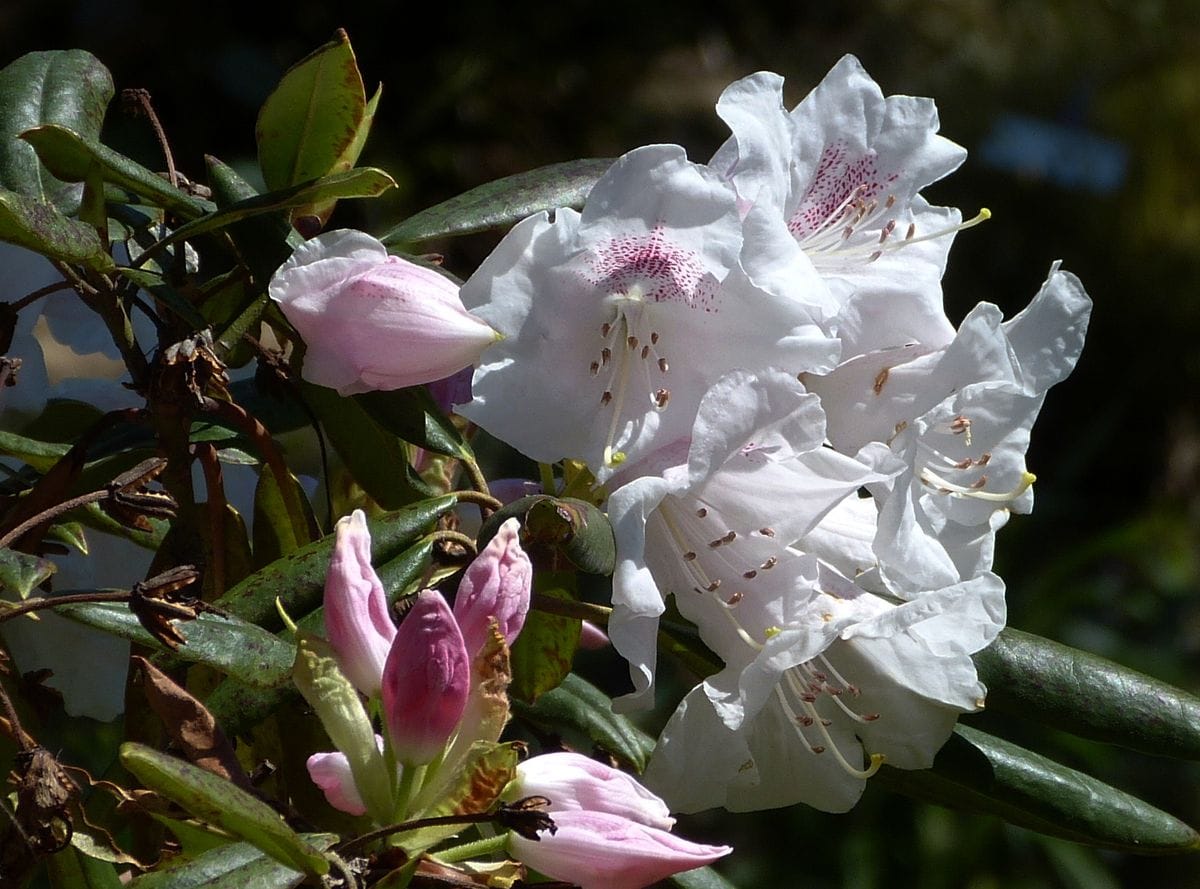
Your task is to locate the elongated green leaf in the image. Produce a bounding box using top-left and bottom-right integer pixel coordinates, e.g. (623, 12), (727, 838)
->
(256, 29), (381, 224)
(510, 574), (580, 703)
(480, 494), (615, 575)
(0, 547), (56, 599)
(20, 124), (211, 219)
(214, 496), (452, 627)
(381, 157), (613, 245)
(46, 844), (124, 889)
(127, 837), (337, 889)
(975, 627), (1200, 760)
(669, 866), (740, 889)
(252, 465), (316, 568)
(357, 387), (472, 460)
(0, 186), (114, 269)
(0, 50), (112, 208)
(0, 428), (70, 471)
(55, 602), (295, 688)
(877, 724), (1200, 854)
(121, 743), (330, 878)
(301, 382), (433, 509)
(512, 672), (654, 771)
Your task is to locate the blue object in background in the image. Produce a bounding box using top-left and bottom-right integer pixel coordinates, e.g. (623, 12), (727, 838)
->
(978, 113), (1129, 195)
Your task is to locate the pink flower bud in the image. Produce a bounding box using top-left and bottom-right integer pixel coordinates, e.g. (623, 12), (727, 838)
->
(306, 751), (366, 816)
(513, 752), (674, 830)
(324, 510), (395, 697)
(269, 229), (498, 396)
(381, 590), (471, 765)
(509, 809), (732, 889)
(453, 517), (532, 656)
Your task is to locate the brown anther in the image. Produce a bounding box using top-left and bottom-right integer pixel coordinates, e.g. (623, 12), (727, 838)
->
(885, 195), (896, 209)
(905, 222), (916, 240)
(970, 476), (989, 489)
(842, 224), (855, 239)
(705, 580), (722, 592)
(742, 570), (758, 580)
(726, 592), (744, 606)
(879, 220), (896, 243)
(820, 718), (832, 727)
(863, 713), (881, 721)
(601, 322), (612, 337)
(811, 746), (826, 754)
(799, 715), (814, 727)
(682, 551), (697, 561)
(873, 367), (889, 395)
(978, 453), (992, 465)
(658, 358), (669, 373)
(868, 250), (882, 262)
(759, 527), (775, 537)
(650, 332), (660, 344)
(600, 391), (613, 406)
(627, 335), (638, 350)
(601, 347), (611, 365)
(953, 457), (974, 470)
(696, 507), (708, 518)
(761, 557), (778, 570)
(590, 361), (600, 375)
(708, 530), (736, 548)
(654, 388), (670, 408)
(641, 345), (650, 359)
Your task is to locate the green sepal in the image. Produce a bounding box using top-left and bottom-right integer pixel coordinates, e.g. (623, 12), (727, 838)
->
(380, 157), (614, 245)
(511, 672), (654, 772)
(975, 627), (1200, 760)
(877, 724), (1200, 855)
(119, 743), (331, 878)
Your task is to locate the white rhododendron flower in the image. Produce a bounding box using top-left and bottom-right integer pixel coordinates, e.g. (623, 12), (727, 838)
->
(461, 144), (839, 477)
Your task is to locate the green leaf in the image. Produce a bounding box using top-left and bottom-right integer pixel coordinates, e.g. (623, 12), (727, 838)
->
(127, 836), (338, 889)
(256, 29), (380, 223)
(668, 866), (740, 889)
(45, 844), (124, 889)
(0, 49), (112, 208)
(120, 743), (331, 878)
(0, 428), (70, 471)
(204, 155), (300, 292)
(381, 157), (614, 245)
(480, 494), (615, 575)
(300, 382), (433, 509)
(877, 724), (1200, 854)
(510, 574), (580, 703)
(512, 672), (654, 771)
(975, 627), (1200, 760)
(55, 602), (295, 688)
(20, 124), (212, 219)
(252, 465), (316, 568)
(0, 546), (56, 599)
(214, 495), (453, 627)
(357, 387), (472, 460)
(0, 186), (115, 269)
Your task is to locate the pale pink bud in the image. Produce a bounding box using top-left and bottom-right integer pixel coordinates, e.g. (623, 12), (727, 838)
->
(269, 229), (498, 395)
(509, 810), (732, 889)
(324, 510), (395, 697)
(453, 517), (532, 656)
(306, 751), (366, 816)
(381, 590), (471, 765)
(513, 752), (674, 830)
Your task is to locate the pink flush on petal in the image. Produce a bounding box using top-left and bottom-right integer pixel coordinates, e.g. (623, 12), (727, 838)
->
(453, 517), (532, 657)
(306, 751), (367, 816)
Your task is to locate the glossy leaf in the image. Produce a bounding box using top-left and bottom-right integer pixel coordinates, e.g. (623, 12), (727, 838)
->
(214, 495), (453, 627)
(0, 49), (112, 208)
(120, 743), (330, 878)
(45, 845), (124, 889)
(0, 186), (114, 269)
(380, 157), (614, 245)
(20, 124), (211, 219)
(125, 837), (337, 889)
(480, 494), (615, 575)
(975, 627), (1200, 760)
(357, 387), (472, 460)
(300, 382), (433, 509)
(877, 724), (1200, 854)
(252, 464), (316, 568)
(256, 29), (381, 223)
(55, 602), (295, 688)
(510, 573), (580, 703)
(0, 546), (56, 599)
(511, 672), (654, 771)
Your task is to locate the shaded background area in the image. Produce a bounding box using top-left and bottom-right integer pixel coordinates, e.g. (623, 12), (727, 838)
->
(3, 1), (1199, 886)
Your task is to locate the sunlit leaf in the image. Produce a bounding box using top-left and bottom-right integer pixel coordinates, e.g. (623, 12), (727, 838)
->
(0, 186), (114, 269)
(126, 835), (337, 889)
(510, 574), (580, 703)
(0, 546), (56, 599)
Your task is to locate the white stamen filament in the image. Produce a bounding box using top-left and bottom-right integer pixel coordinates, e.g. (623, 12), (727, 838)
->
(920, 466), (1036, 502)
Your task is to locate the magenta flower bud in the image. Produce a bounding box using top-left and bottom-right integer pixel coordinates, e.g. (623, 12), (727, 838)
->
(453, 517), (532, 656)
(269, 229), (498, 396)
(381, 590), (471, 766)
(509, 809), (732, 889)
(513, 752), (674, 830)
(324, 510), (395, 697)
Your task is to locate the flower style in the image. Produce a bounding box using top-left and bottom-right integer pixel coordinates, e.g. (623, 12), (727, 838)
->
(710, 54), (973, 341)
(607, 369), (892, 710)
(323, 509), (395, 697)
(506, 752), (731, 889)
(806, 263), (1092, 593)
(460, 143), (840, 477)
(269, 229), (498, 395)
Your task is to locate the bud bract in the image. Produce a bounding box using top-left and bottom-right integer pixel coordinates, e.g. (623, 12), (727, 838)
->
(381, 590), (471, 766)
(323, 509), (395, 697)
(269, 229), (498, 395)
(453, 517), (532, 656)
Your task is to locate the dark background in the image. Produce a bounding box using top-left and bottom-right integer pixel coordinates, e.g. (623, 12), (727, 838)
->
(3, 1), (1199, 886)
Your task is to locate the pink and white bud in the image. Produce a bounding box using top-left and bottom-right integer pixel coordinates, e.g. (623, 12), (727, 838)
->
(509, 809), (732, 889)
(453, 518), (532, 656)
(324, 510), (395, 697)
(269, 229), (498, 396)
(513, 752), (674, 830)
(381, 590), (471, 766)
(306, 751), (366, 816)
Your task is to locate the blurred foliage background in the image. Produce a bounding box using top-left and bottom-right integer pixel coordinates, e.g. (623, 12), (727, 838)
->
(2, 1), (1198, 886)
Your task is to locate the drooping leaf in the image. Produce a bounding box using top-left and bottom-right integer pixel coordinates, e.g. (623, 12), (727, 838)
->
(510, 573), (580, 703)
(19, 124), (212, 219)
(120, 743), (330, 878)
(512, 672), (655, 772)
(877, 724), (1200, 854)
(357, 387), (472, 460)
(975, 627), (1200, 760)
(213, 495), (453, 628)
(0, 49), (112, 209)
(0, 186), (115, 269)
(0, 547), (56, 599)
(126, 836), (337, 889)
(256, 29), (381, 224)
(380, 157), (614, 245)
(55, 602), (295, 688)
